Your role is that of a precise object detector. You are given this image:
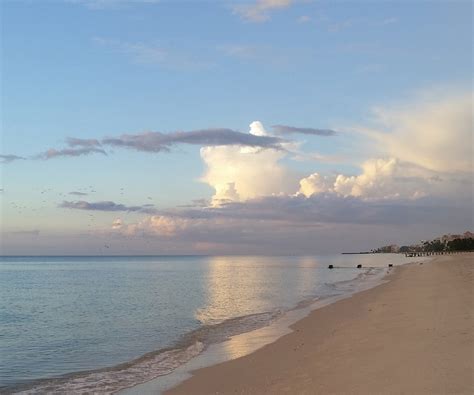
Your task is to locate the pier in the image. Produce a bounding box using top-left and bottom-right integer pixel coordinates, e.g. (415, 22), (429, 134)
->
(404, 250), (472, 257)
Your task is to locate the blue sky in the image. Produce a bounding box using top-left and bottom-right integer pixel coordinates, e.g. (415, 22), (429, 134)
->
(1, 0), (472, 254)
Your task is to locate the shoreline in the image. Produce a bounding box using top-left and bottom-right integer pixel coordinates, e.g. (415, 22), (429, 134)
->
(121, 259), (408, 394)
(165, 254), (473, 394)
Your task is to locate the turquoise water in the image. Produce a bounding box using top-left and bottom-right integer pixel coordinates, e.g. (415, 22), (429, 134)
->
(0, 254), (410, 393)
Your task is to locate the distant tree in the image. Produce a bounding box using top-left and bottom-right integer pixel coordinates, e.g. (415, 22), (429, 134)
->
(424, 240), (444, 252)
(447, 238), (474, 251)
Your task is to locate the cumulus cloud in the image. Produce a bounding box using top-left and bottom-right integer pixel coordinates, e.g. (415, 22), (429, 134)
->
(299, 157), (469, 200)
(0, 154), (25, 164)
(102, 128), (284, 153)
(299, 172), (333, 197)
(116, 215), (191, 236)
(366, 91), (472, 174)
(233, 0), (293, 22)
(111, 218), (123, 230)
(272, 125), (337, 136)
(200, 122), (299, 204)
(293, 90), (473, 203)
(60, 200), (157, 213)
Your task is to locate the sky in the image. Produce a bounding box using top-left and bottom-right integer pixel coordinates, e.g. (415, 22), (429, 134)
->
(1, 0), (472, 255)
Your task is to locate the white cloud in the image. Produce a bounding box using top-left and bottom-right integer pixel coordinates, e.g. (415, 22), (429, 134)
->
(299, 157), (470, 201)
(332, 158), (432, 199)
(200, 121), (298, 205)
(367, 91), (473, 174)
(116, 215), (190, 237)
(299, 172), (332, 197)
(296, 90), (472, 201)
(112, 218), (123, 229)
(233, 0), (293, 22)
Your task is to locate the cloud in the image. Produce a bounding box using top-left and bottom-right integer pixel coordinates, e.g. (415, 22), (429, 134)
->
(298, 15), (311, 23)
(366, 91), (473, 174)
(102, 128), (285, 153)
(115, 215), (190, 236)
(380, 17), (398, 25)
(328, 19), (353, 33)
(0, 154), (25, 164)
(111, 218), (123, 229)
(66, 137), (102, 147)
(218, 44), (260, 60)
(66, 0), (160, 10)
(6, 125), (284, 164)
(299, 172), (333, 197)
(111, 193), (472, 251)
(95, 37), (167, 64)
(200, 122), (298, 204)
(69, 191), (89, 196)
(12, 230), (40, 236)
(299, 157), (471, 201)
(38, 147), (107, 160)
(59, 200), (157, 213)
(94, 37), (211, 70)
(233, 0), (293, 22)
(272, 124), (337, 136)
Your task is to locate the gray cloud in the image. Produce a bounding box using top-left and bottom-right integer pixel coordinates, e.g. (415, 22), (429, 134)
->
(102, 128), (284, 152)
(69, 191), (89, 196)
(39, 147), (107, 159)
(154, 193), (471, 227)
(0, 154), (25, 164)
(272, 125), (337, 136)
(66, 137), (102, 147)
(12, 229), (40, 236)
(6, 127), (284, 164)
(59, 200), (157, 214)
(108, 193), (472, 255)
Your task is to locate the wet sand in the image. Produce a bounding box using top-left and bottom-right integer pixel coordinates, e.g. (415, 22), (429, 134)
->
(167, 254), (473, 394)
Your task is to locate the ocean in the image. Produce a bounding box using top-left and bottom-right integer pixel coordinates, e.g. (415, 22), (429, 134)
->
(0, 254), (415, 394)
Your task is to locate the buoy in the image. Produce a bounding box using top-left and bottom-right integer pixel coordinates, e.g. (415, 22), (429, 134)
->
(357, 264), (362, 268)
(388, 264), (393, 267)
(328, 264), (334, 269)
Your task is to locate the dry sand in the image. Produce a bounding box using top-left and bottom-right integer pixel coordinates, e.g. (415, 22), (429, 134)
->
(167, 254), (473, 394)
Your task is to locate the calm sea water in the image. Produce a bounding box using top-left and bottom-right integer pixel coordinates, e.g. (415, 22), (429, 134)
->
(0, 254), (411, 393)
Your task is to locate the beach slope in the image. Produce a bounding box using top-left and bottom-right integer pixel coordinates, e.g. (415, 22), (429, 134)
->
(167, 254), (473, 394)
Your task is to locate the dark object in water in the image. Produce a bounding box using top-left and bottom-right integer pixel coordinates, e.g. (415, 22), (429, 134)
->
(328, 264), (334, 269)
(357, 264), (362, 268)
(388, 264), (393, 267)
(420, 262), (423, 265)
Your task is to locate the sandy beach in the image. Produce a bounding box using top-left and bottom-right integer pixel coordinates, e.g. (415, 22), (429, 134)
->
(167, 254), (473, 395)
